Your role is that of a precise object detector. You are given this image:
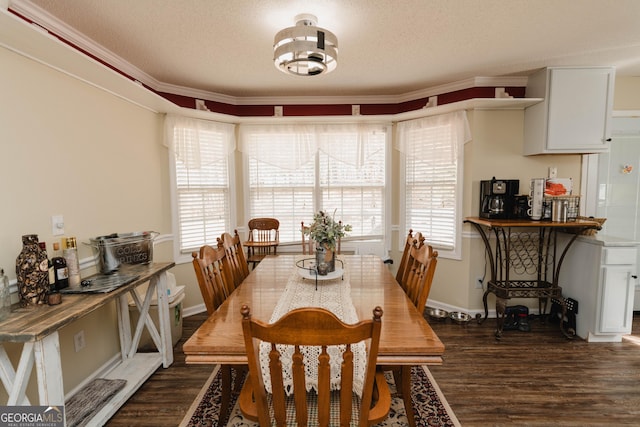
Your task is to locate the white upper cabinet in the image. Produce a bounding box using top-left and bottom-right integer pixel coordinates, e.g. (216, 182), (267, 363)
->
(523, 67), (615, 155)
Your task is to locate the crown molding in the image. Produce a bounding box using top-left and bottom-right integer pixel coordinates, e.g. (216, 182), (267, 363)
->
(158, 76), (529, 106)
(1, 6), (540, 123)
(9, 0), (529, 106)
(10, 0), (163, 88)
(0, 8), (175, 114)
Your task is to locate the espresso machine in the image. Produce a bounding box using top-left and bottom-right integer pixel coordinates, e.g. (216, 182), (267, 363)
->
(479, 178), (519, 219)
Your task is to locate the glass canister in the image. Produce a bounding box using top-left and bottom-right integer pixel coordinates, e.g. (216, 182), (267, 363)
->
(0, 268), (11, 320)
(15, 234), (50, 305)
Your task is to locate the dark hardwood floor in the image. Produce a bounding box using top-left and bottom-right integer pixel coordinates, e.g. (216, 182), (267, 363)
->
(107, 311), (640, 426)
(106, 313), (213, 426)
(428, 312), (640, 427)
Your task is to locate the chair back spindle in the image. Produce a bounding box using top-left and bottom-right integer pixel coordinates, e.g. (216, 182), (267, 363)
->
(404, 242), (438, 311)
(218, 230), (250, 287)
(396, 230), (425, 291)
(192, 243), (235, 315)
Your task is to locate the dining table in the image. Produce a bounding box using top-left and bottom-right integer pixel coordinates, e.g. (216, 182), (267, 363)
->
(183, 254), (445, 424)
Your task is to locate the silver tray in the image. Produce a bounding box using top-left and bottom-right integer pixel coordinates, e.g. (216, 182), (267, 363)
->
(295, 258), (345, 285)
(297, 266), (344, 281)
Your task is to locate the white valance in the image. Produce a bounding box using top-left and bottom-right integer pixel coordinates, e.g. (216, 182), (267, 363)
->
(164, 115), (236, 168)
(238, 122), (389, 170)
(394, 111), (471, 161)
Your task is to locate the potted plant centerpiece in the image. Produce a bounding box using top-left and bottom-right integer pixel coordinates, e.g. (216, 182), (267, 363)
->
(304, 210), (352, 275)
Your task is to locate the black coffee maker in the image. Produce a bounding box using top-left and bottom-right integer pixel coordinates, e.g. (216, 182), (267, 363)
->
(479, 177), (519, 219)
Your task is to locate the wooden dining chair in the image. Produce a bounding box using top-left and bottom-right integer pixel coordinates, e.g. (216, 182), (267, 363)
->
(301, 221), (313, 255)
(239, 305), (391, 427)
(385, 239), (438, 427)
(191, 243), (235, 315)
(404, 242), (439, 312)
(192, 243), (245, 425)
(218, 230), (250, 288)
(395, 229), (425, 290)
(301, 220), (343, 255)
(246, 217), (280, 268)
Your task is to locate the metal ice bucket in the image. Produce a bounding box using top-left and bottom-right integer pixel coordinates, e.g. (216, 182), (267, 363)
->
(87, 231), (158, 274)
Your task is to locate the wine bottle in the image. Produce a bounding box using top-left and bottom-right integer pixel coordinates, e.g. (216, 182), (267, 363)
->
(52, 242), (69, 290)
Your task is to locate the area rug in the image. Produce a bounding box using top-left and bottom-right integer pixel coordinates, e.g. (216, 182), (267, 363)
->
(181, 365), (459, 427)
(66, 378), (127, 427)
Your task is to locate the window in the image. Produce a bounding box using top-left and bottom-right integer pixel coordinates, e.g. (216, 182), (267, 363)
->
(396, 111), (470, 259)
(166, 116), (236, 259)
(239, 123), (390, 245)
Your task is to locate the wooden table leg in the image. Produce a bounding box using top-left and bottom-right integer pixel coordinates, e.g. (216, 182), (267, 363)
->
(401, 365), (416, 427)
(1, 335), (64, 408)
(34, 332), (64, 406)
(219, 365), (232, 425)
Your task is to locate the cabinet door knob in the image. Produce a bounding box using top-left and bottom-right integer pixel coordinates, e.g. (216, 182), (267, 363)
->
(606, 138), (612, 142)
(632, 275), (638, 279)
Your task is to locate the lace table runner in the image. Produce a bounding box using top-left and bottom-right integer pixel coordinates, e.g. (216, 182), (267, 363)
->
(259, 259), (366, 397)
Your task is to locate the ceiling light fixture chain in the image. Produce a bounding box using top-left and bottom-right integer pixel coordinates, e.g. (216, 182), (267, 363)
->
(273, 13), (338, 77)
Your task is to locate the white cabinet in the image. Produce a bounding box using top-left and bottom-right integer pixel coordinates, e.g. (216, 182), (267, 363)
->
(598, 265), (635, 333)
(559, 235), (637, 342)
(524, 67), (615, 155)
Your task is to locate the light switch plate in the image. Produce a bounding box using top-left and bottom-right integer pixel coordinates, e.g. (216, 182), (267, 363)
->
(52, 215), (64, 236)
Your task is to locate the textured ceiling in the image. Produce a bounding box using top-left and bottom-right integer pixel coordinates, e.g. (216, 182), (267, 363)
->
(12, 0), (640, 101)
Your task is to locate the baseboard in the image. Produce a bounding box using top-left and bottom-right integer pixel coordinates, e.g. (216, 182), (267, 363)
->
(425, 300), (487, 318)
(183, 303), (207, 318)
(426, 299), (544, 319)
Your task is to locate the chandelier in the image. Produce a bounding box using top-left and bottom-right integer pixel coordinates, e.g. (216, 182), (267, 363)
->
(273, 14), (338, 76)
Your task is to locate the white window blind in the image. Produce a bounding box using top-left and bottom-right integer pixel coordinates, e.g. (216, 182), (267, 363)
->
(166, 116), (236, 255)
(239, 123), (388, 244)
(245, 134), (316, 243)
(396, 111), (470, 259)
(319, 135), (386, 239)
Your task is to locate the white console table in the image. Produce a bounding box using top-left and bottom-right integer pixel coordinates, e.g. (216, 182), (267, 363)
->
(0, 262), (175, 425)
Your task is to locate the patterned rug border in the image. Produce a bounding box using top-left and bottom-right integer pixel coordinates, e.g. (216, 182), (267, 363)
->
(419, 366), (460, 427)
(179, 364), (223, 427)
(180, 364), (460, 427)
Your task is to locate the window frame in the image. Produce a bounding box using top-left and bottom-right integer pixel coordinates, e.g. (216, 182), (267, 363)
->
(239, 123), (392, 252)
(397, 111), (470, 260)
(167, 116), (237, 264)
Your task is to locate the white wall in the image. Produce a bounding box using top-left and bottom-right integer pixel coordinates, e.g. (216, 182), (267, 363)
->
(429, 109), (582, 313)
(613, 77), (640, 110)
(0, 44), (170, 400)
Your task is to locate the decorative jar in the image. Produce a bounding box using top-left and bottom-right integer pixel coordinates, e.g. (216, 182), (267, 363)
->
(15, 234), (49, 306)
